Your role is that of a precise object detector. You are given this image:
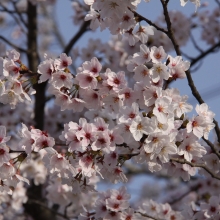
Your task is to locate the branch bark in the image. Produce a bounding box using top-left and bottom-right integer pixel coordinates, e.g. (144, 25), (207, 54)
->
(24, 3), (53, 220)
(159, 0), (220, 146)
(26, 3), (46, 131)
(170, 158), (220, 181)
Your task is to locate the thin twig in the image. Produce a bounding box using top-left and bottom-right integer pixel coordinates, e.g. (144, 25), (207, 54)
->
(136, 211), (162, 220)
(202, 138), (220, 159)
(170, 158), (220, 181)
(191, 41), (220, 67)
(159, 0), (220, 145)
(9, 150), (26, 154)
(64, 202), (72, 219)
(0, 36), (27, 53)
(129, 8), (168, 34)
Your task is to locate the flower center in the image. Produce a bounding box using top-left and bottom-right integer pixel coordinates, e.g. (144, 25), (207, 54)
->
(0, 148), (5, 155)
(137, 123), (143, 130)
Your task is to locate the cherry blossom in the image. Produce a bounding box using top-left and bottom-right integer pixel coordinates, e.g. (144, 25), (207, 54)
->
(0, 1), (219, 219)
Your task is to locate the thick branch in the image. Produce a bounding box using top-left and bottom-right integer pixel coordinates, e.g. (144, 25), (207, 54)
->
(24, 3), (52, 220)
(26, 2), (46, 131)
(28, 200), (70, 220)
(170, 158), (220, 181)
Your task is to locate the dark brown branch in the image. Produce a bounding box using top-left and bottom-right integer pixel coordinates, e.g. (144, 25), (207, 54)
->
(129, 8), (168, 34)
(28, 199), (70, 220)
(202, 138), (220, 159)
(160, 0), (181, 55)
(0, 36), (27, 53)
(190, 60), (203, 73)
(124, 163), (183, 180)
(26, 2), (46, 131)
(190, 41), (220, 67)
(159, 0), (220, 144)
(170, 158), (220, 181)
(136, 211), (162, 220)
(9, 150), (26, 154)
(24, 3), (51, 220)
(63, 21), (90, 55)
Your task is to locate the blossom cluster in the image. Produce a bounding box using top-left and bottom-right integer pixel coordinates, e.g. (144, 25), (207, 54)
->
(84, 0), (154, 46)
(83, 0), (200, 46)
(22, 43), (217, 182)
(0, 49), (36, 109)
(2, 0), (220, 219)
(0, 37), (218, 218)
(196, 7), (220, 45)
(0, 126), (29, 195)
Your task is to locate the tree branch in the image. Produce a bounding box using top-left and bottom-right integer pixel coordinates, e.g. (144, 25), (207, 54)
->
(202, 138), (220, 159)
(136, 211), (162, 220)
(159, 0), (220, 144)
(170, 158), (220, 181)
(129, 8), (168, 34)
(28, 199), (70, 220)
(190, 41), (220, 67)
(0, 36), (27, 53)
